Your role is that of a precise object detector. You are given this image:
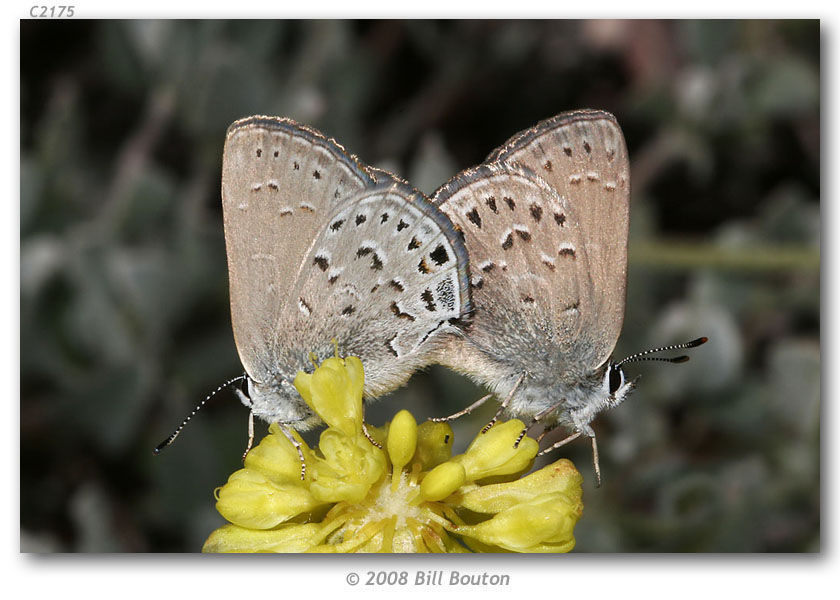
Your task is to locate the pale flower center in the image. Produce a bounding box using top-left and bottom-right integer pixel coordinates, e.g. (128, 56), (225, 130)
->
(364, 470), (421, 529)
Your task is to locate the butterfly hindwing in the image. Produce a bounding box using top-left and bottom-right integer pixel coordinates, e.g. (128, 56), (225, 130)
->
(487, 110), (630, 369)
(433, 162), (593, 375)
(276, 179), (472, 397)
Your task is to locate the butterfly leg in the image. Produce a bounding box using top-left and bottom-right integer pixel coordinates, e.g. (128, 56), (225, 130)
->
(234, 388), (257, 462)
(481, 371), (527, 434)
(537, 430), (582, 456)
(277, 422), (307, 480)
(429, 393), (494, 422)
(514, 399), (566, 448)
(362, 422), (382, 449)
(536, 426), (553, 444)
(241, 409), (255, 461)
(590, 433), (602, 488)
(536, 426), (602, 485)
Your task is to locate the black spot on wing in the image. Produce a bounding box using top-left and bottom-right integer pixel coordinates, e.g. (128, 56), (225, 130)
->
(390, 302), (416, 321)
(298, 297), (311, 314)
(371, 253), (383, 270)
(313, 255), (329, 271)
(466, 208), (482, 228)
(502, 233), (513, 250)
(357, 245), (383, 270)
(421, 289), (437, 311)
(418, 257), (431, 274)
(515, 229), (531, 242)
(430, 244), (449, 266)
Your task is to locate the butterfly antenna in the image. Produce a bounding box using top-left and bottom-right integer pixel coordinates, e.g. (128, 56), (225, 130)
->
(153, 375), (248, 454)
(617, 337), (708, 367)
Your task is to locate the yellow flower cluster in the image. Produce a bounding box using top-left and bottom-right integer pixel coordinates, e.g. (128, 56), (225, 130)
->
(203, 356), (583, 553)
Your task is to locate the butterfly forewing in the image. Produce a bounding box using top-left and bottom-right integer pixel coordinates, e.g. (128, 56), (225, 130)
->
(279, 180), (471, 396)
(222, 117), (373, 383)
(487, 110), (630, 369)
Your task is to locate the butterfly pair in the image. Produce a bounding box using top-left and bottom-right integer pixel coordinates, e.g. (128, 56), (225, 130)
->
(156, 111), (705, 485)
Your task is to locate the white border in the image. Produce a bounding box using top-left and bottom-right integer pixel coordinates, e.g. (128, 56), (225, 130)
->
(6, 4), (832, 599)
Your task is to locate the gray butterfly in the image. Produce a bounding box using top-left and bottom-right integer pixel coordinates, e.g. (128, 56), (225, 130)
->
(156, 117), (471, 472)
(432, 110), (705, 484)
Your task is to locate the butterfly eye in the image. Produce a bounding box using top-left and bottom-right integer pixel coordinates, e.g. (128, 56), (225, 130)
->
(608, 365), (624, 395)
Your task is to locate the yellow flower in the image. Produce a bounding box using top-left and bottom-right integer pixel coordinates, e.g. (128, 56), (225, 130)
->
(203, 355), (584, 553)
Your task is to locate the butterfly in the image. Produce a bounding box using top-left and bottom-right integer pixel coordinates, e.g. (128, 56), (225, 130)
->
(156, 117), (471, 476)
(431, 110), (706, 485)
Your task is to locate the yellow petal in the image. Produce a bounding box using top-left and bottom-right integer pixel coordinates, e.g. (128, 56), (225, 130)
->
(453, 420), (538, 481)
(293, 356), (365, 436)
(203, 523), (326, 553)
(452, 494), (581, 553)
(453, 459), (582, 514)
(343, 356), (365, 398)
(215, 468), (324, 529)
(244, 424), (312, 485)
(308, 430), (387, 503)
(293, 371), (314, 406)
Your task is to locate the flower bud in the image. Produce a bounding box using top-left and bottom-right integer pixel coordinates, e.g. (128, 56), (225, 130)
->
(387, 410), (418, 473)
(420, 461), (467, 502)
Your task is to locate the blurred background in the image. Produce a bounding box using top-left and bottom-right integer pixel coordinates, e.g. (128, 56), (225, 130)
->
(20, 20), (819, 552)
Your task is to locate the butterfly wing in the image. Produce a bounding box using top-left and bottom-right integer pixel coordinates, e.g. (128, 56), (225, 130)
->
(221, 117), (374, 384)
(433, 162), (592, 383)
(486, 110), (630, 370)
(277, 179), (471, 396)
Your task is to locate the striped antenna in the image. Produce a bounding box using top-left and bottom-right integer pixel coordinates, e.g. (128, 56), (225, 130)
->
(153, 375), (248, 454)
(616, 337), (708, 367)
